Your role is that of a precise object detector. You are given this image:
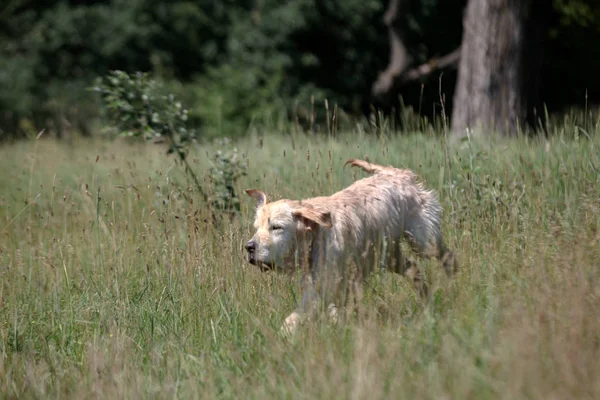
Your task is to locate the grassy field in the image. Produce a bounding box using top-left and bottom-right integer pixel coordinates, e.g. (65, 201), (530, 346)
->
(1, 127), (599, 399)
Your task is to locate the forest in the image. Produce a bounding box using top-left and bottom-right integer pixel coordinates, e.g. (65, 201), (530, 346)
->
(2, 0), (600, 139)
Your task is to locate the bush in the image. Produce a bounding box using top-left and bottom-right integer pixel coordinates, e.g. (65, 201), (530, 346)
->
(93, 70), (248, 219)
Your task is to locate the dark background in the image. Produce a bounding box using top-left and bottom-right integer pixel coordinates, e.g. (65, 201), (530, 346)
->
(1, 0), (599, 139)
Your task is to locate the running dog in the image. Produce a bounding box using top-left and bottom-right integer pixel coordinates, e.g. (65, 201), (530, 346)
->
(244, 159), (456, 334)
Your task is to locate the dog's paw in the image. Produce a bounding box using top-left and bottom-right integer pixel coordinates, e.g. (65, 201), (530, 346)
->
(280, 311), (303, 337)
(327, 303), (340, 325)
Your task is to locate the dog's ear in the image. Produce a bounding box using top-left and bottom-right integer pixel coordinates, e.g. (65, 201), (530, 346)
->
(292, 208), (333, 231)
(245, 189), (268, 208)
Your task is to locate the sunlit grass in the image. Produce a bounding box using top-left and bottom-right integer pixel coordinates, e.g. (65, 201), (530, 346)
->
(1, 126), (599, 399)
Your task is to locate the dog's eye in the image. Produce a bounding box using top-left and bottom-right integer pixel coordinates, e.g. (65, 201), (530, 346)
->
(271, 225), (284, 231)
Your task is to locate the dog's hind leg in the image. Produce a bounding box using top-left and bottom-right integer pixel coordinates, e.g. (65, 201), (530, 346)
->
(388, 240), (428, 298)
(438, 243), (458, 278)
(404, 228), (458, 279)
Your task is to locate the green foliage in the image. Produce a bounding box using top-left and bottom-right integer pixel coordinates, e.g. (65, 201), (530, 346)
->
(0, 0), (465, 138)
(195, 0), (388, 133)
(0, 0), (236, 138)
(544, 0), (600, 107)
(2, 0), (600, 138)
(553, 0), (600, 29)
(208, 138), (248, 216)
(93, 70), (249, 217)
(93, 70), (195, 161)
(177, 65), (290, 138)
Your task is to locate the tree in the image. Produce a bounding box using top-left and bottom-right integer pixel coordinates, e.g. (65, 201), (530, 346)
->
(371, 0), (462, 100)
(0, 0), (239, 139)
(370, 0), (465, 121)
(450, 0), (551, 137)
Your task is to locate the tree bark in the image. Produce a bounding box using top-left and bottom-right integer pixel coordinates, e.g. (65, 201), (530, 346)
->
(451, 0), (548, 137)
(372, 0), (462, 103)
(371, 0), (410, 100)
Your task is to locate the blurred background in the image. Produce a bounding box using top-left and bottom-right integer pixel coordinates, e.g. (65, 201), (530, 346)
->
(1, 0), (599, 140)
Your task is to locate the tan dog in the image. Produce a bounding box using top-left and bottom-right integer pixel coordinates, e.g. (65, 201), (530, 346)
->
(245, 159), (456, 334)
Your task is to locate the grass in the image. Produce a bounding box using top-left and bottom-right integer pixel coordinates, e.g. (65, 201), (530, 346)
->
(1, 126), (599, 399)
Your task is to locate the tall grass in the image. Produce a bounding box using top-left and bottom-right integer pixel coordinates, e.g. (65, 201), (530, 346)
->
(1, 125), (599, 399)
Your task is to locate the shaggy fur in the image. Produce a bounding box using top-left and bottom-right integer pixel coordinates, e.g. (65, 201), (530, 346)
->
(245, 159), (456, 334)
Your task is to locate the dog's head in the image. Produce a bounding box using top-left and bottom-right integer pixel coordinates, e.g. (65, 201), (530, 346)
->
(244, 189), (332, 271)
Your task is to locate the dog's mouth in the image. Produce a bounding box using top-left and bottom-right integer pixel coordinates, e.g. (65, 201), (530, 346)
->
(248, 254), (275, 271)
(258, 263), (274, 272)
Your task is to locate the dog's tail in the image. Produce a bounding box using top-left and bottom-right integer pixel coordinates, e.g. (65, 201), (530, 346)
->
(344, 158), (394, 175)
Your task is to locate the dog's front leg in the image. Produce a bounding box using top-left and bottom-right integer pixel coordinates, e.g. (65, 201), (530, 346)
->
(281, 311), (303, 336)
(280, 278), (339, 336)
(281, 233), (340, 336)
(280, 272), (318, 336)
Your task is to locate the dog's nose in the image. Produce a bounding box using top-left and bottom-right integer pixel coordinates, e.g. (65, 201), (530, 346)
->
(245, 241), (256, 253)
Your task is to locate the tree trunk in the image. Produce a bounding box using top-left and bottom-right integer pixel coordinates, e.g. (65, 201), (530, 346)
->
(451, 0), (548, 137)
(371, 0), (462, 103)
(371, 0), (410, 101)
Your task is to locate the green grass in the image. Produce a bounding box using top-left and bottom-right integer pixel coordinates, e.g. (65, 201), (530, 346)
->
(1, 127), (599, 399)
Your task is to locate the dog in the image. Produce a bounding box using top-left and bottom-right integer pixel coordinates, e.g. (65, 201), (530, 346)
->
(244, 158), (456, 335)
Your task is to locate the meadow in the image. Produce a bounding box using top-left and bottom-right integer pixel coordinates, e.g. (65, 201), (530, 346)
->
(1, 125), (599, 399)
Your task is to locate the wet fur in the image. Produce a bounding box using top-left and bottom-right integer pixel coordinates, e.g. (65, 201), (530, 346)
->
(245, 159), (457, 334)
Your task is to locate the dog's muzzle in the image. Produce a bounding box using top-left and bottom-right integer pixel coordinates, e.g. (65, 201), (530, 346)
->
(245, 240), (273, 271)
(245, 240), (256, 261)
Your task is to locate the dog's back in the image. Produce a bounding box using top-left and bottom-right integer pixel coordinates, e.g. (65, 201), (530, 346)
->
(302, 159), (443, 262)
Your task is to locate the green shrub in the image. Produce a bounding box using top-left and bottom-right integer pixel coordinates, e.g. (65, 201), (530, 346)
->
(93, 70), (248, 218)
